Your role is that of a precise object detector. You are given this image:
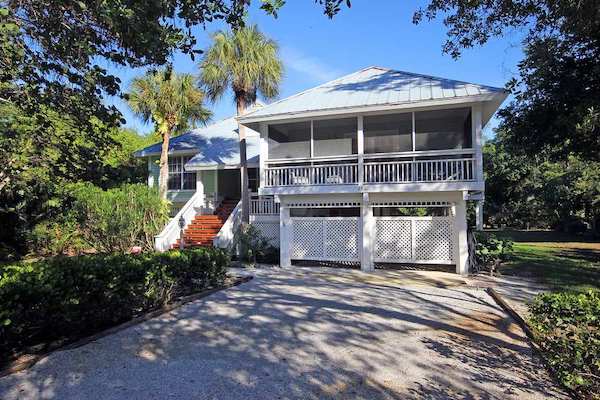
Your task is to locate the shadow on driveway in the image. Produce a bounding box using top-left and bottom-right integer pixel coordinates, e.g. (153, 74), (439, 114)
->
(0, 268), (567, 400)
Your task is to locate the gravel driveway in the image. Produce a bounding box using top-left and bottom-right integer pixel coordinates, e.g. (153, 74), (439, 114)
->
(0, 267), (566, 400)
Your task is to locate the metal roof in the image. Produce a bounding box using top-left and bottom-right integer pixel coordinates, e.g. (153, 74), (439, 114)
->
(134, 116), (260, 169)
(238, 66), (507, 124)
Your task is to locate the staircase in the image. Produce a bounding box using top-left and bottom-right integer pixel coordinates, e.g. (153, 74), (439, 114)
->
(173, 199), (238, 249)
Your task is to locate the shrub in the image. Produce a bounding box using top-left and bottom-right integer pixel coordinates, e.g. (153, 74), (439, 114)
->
(529, 290), (600, 399)
(234, 224), (279, 264)
(474, 232), (513, 268)
(70, 183), (169, 253)
(28, 217), (86, 257)
(0, 248), (229, 356)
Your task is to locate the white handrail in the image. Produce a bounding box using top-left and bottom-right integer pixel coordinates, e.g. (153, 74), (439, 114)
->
(154, 191), (204, 252)
(213, 200), (242, 249)
(250, 196), (280, 215)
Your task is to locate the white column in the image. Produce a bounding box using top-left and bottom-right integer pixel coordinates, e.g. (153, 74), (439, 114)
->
(147, 158), (155, 188)
(357, 115), (364, 184)
(195, 170), (205, 211)
(454, 198), (469, 275)
(475, 200), (484, 231)
(361, 193), (374, 272)
(280, 204), (291, 268)
(259, 122), (268, 189)
(472, 104), (484, 183)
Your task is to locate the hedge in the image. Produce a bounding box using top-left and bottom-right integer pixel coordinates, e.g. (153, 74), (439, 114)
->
(0, 248), (229, 357)
(529, 290), (600, 399)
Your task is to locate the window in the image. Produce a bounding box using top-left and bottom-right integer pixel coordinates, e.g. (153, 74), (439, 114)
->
(168, 156), (196, 191)
(415, 108), (472, 151)
(313, 118), (357, 157)
(364, 113), (412, 154)
(268, 121), (310, 159)
(248, 168), (258, 193)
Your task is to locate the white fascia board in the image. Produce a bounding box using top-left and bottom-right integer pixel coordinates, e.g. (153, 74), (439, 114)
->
(237, 93), (506, 125)
(362, 181), (484, 193)
(259, 185), (361, 196)
(134, 149), (199, 158)
(185, 162), (259, 171)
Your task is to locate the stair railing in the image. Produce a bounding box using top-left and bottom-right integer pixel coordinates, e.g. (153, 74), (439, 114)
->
(213, 200), (242, 249)
(155, 191), (205, 252)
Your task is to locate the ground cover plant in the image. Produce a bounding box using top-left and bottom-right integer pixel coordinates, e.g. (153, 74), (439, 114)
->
(0, 248), (229, 361)
(529, 291), (600, 399)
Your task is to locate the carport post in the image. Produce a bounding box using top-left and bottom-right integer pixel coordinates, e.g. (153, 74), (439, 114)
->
(280, 205), (291, 268)
(361, 193), (374, 272)
(454, 199), (469, 275)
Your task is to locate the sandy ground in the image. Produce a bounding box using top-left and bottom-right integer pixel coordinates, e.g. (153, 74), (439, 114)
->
(0, 267), (567, 400)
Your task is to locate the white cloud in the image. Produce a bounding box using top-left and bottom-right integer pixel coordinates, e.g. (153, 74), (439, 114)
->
(281, 47), (342, 83)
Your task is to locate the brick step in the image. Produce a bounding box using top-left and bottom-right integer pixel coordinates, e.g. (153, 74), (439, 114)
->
(185, 226), (221, 235)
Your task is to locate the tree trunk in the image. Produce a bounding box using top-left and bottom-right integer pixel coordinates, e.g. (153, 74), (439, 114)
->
(236, 94), (250, 225)
(158, 128), (171, 200)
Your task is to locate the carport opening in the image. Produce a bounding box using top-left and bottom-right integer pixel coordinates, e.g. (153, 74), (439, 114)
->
(375, 263), (455, 273)
(291, 260), (361, 269)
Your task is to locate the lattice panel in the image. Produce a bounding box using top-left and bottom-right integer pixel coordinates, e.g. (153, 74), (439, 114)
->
(414, 219), (453, 261)
(291, 220), (324, 259)
(324, 219), (359, 260)
(374, 219), (412, 260)
(252, 221), (280, 248)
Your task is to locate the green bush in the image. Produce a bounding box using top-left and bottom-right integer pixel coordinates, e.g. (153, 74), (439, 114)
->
(529, 290), (600, 399)
(70, 183), (169, 253)
(234, 224), (279, 264)
(28, 217), (87, 257)
(0, 248), (229, 356)
(474, 232), (514, 268)
(26, 183), (169, 256)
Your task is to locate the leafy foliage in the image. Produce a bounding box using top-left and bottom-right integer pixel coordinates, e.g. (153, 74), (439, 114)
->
(0, 100), (156, 258)
(0, 248), (229, 356)
(68, 183), (170, 253)
(200, 24), (284, 105)
(529, 290), (600, 398)
(412, 0), (600, 161)
(474, 232), (513, 268)
(234, 224), (279, 264)
(484, 138), (600, 231)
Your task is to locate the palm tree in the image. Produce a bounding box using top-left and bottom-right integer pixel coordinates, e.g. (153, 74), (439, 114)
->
(199, 24), (283, 224)
(128, 69), (211, 199)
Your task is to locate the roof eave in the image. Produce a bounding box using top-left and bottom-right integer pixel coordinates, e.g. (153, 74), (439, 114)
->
(237, 92), (508, 125)
(133, 149), (200, 158)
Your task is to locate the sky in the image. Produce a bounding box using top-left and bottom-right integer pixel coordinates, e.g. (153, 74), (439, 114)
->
(108, 1), (525, 138)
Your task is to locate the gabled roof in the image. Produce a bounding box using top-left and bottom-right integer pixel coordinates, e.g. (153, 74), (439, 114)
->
(134, 116), (260, 169)
(238, 66), (508, 125)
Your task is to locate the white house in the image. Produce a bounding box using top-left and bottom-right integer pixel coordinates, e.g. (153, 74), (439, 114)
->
(136, 67), (507, 275)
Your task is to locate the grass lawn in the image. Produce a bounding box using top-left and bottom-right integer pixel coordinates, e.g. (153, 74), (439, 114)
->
(492, 230), (600, 292)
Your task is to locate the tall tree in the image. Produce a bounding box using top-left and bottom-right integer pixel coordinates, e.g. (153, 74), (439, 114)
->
(128, 70), (211, 199)
(411, 0), (600, 161)
(199, 24), (283, 224)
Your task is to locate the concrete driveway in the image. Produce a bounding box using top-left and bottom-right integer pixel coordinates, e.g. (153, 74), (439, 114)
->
(0, 267), (566, 400)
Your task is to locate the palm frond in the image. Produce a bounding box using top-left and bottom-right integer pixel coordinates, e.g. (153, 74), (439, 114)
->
(199, 24), (284, 106)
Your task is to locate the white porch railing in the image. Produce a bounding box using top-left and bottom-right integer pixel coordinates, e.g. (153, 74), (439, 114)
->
(250, 196), (280, 215)
(155, 191), (204, 252)
(265, 163), (359, 187)
(364, 158), (476, 183)
(264, 154), (477, 187)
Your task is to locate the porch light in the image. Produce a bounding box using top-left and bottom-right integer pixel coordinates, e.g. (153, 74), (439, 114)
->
(178, 216), (185, 250)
